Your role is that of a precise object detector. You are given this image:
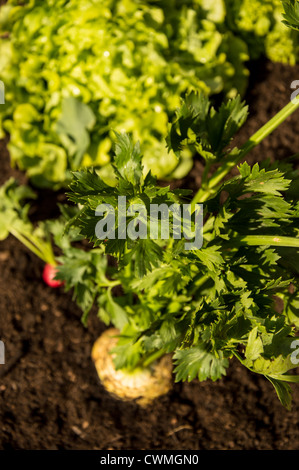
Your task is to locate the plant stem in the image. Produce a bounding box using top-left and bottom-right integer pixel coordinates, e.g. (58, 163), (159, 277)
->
(191, 99), (299, 208)
(10, 228), (56, 265)
(236, 235), (299, 248)
(97, 280), (121, 288)
(200, 161), (212, 189)
(189, 273), (210, 296)
(28, 235), (56, 265)
(142, 349), (166, 368)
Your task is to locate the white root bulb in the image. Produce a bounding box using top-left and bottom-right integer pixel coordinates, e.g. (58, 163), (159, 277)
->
(91, 328), (173, 407)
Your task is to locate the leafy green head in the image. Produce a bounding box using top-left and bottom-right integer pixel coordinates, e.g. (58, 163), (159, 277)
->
(0, 0), (250, 188)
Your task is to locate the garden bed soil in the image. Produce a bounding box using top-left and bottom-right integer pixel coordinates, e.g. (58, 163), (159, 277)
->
(0, 60), (299, 450)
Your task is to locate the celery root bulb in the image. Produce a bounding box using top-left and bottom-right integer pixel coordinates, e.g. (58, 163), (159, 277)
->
(91, 328), (173, 407)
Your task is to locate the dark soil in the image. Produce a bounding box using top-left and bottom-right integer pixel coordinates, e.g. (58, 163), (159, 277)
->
(0, 59), (299, 450)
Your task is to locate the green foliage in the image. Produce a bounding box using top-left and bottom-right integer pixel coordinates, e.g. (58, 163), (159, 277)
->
(67, 132), (193, 277)
(1, 0), (296, 188)
(0, 0), (298, 406)
(0, 178), (56, 264)
(56, 97), (96, 171)
(174, 346), (229, 382)
(282, 0), (299, 31)
(64, 97), (299, 407)
(0, 185), (117, 324)
(224, 0), (299, 64)
(1, 89), (298, 408)
(167, 92), (248, 161)
(0, 0), (250, 188)
(0, 178), (36, 241)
